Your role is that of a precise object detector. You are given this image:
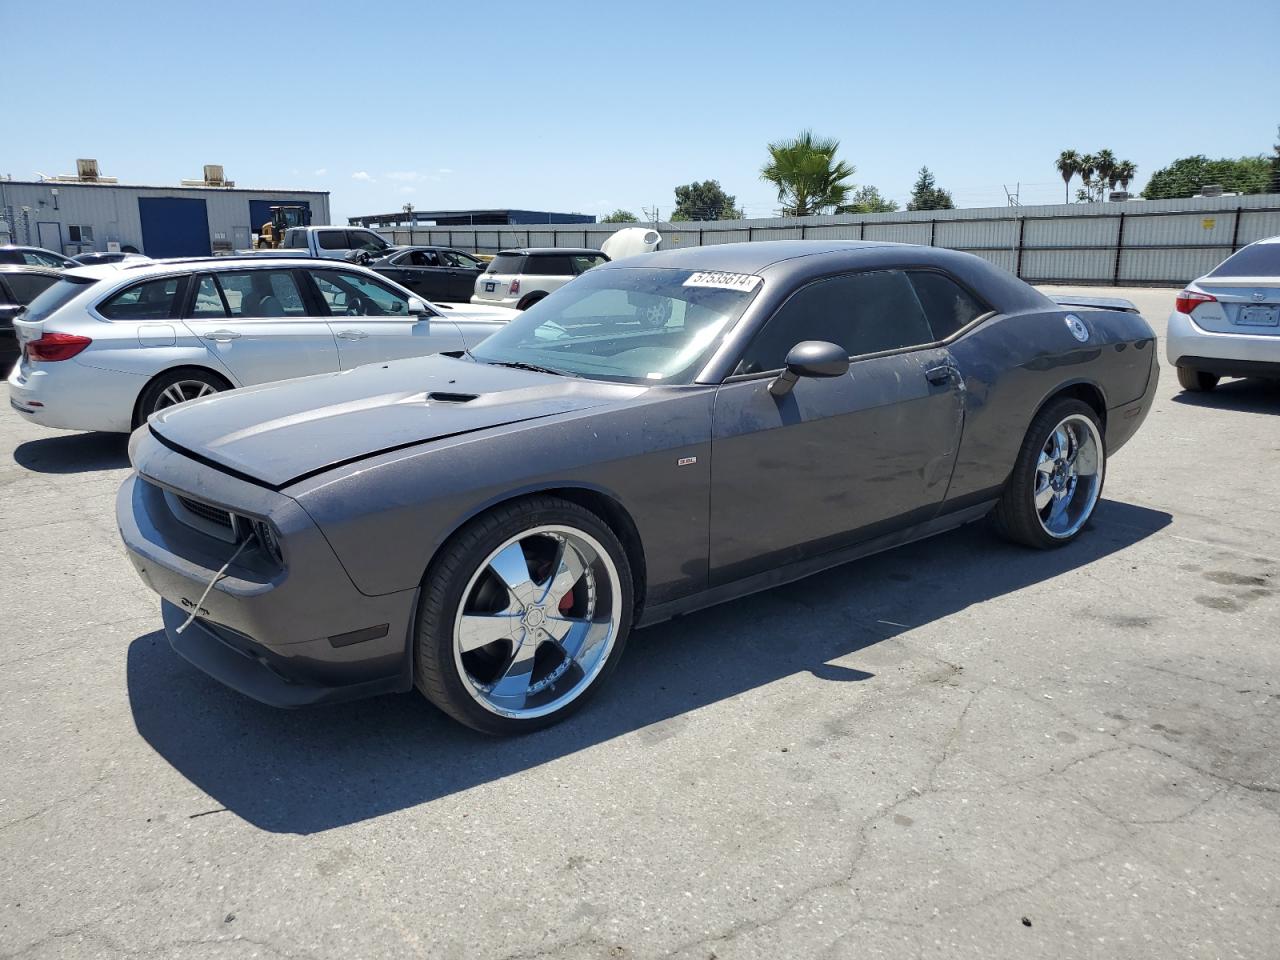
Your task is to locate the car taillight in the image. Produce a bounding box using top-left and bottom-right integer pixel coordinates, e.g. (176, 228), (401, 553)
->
(26, 332), (92, 361)
(509, 278), (521, 295)
(1175, 290), (1216, 314)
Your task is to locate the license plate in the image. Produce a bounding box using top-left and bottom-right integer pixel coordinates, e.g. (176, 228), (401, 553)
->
(1237, 305), (1278, 326)
(484, 281), (496, 293)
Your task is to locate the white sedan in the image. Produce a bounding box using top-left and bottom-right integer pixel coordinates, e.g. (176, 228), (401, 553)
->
(1168, 236), (1280, 391)
(7, 258), (515, 433)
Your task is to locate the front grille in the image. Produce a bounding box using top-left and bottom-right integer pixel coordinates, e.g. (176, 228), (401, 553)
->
(177, 495), (234, 530)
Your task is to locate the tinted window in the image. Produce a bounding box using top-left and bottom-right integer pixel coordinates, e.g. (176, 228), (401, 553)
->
(409, 250), (440, 267)
(98, 276), (183, 320)
(571, 254), (609, 274)
(1209, 243), (1280, 278)
(23, 251), (67, 268)
(347, 231), (389, 253)
(5, 273), (58, 304)
(213, 270), (306, 318)
(487, 254), (524, 275)
(907, 271), (987, 340)
(22, 277), (95, 322)
(736, 270), (934, 375)
(316, 230), (349, 250)
(307, 270), (412, 317)
(524, 255), (574, 276)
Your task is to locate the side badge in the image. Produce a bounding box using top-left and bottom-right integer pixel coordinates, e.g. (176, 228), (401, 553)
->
(677, 456), (697, 466)
(1064, 314), (1089, 342)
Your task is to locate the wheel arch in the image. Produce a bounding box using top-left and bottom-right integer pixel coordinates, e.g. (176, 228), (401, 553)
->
(1029, 379), (1108, 436)
(422, 484), (649, 620)
(516, 291), (547, 311)
(130, 363), (235, 429)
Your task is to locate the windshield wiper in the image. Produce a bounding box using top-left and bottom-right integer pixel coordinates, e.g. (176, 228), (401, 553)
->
(483, 359), (577, 377)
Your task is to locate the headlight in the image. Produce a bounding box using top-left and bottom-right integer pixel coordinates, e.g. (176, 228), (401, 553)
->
(252, 519), (283, 564)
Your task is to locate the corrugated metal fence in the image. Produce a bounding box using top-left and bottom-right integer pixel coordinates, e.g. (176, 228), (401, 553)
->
(377, 194), (1280, 286)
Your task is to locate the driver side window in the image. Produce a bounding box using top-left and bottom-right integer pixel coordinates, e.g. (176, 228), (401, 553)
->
(734, 270), (935, 375)
(307, 270), (410, 317)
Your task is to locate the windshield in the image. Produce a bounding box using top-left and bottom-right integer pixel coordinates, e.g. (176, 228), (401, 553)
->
(1209, 243), (1280, 278)
(22, 276), (97, 322)
(469, 267), (762, 383)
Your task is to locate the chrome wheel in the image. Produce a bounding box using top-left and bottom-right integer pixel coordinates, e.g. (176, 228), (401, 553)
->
(1033, 413), (1104, 539)
(153, 379), (219, 412)
(452, 524), (622, 720)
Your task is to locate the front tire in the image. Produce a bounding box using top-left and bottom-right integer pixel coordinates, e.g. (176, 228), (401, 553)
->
(993, 398), (1106, 549)
(1176, 366), (1220, 392)
(133, 368), (231, 428)
(414, 496), (633, 735)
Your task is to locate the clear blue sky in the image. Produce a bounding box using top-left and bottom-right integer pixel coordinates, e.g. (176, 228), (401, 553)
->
(3, 0), (1276, 222)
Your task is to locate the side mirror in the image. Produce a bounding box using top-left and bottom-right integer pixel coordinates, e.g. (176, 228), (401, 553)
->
(407, 297), (429, 316)
(768, 340), (849, 398)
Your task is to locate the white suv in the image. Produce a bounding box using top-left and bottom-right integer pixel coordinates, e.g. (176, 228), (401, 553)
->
(471, 248), (609, 310)
(8, 257), (515, 433)
(1167, 236), (1280, 392)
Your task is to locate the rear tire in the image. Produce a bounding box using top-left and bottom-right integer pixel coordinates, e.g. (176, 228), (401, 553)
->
(993, 398), (1106, 549)
(414, 496), (633, 735)
(1176, 366), (1220, 392)
(133, 368), (231, 428)
(516, 293), (546, 311)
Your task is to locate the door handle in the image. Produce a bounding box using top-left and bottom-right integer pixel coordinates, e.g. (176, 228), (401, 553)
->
(924, 364), (958, 385)
(202, 330), (241, 341)
(336, 329), (369, 340)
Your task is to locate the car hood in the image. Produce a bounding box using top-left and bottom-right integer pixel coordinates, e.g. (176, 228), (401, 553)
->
(147, 354), (644, 489)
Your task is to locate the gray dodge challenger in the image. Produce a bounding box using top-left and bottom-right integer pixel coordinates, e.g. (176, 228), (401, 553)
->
(118, 241), (1158, 734)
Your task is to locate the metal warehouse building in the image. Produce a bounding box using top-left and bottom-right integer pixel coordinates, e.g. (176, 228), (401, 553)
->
(0, 161), (330, 259)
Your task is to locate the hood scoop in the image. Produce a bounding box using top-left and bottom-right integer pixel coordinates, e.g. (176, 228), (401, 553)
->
(426, 391), (478, 403)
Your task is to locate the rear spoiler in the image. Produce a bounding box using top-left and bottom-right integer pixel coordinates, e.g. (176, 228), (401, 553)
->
(1049, 294), (1139, 314)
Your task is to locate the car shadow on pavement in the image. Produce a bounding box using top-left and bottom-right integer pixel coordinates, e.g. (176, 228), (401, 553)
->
(13, 432), (130, 473)
(126, 499), (1171, 834)
(1171, 378), (1280, 415)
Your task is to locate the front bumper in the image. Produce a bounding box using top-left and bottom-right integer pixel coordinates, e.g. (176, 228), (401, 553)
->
(117, 439), (419, 707)
(1167, 310), (1280, 375)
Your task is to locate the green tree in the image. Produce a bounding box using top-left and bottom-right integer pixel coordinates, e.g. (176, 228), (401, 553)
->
(836, 185), (899, 214)
(1142, 155), (1273, 199)
(1271, 125), (1280, 192)
(602, 209), (639, 223)
(1114, 160), (1137, 193)
(760, 130), (856, 217)
(669, 180), (742, 221)
(1055, 149), (1081, 203)
(906, 167), (954, 211)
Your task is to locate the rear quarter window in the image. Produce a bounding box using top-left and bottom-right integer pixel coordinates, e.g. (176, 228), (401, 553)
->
(907, 271), (988, 340)
(98, 276), (184, 320)
(524, 255), (574, 276)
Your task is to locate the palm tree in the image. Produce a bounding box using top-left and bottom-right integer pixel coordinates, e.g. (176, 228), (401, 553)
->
(1076, 153), (1098, 202)
(1094, 149), (1118, 199)
(760, 130), (856, 217)
(1055, 149), (1080, 203)
(1115, 160), (1137, 193)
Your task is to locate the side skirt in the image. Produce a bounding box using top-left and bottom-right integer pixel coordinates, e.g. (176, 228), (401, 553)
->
(635, 500), (997, 628)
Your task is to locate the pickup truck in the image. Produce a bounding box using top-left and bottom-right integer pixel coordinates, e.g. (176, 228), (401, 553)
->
(237, 226), (392, 259)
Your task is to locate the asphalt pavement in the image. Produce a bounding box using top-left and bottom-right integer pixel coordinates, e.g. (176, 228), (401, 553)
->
(1, 286), (1278, 959)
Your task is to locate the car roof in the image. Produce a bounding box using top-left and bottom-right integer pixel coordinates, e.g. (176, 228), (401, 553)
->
(606, 239), (897, 274)
(497, 248), (605, 257)
(57, 256), (350, 284)
(1, 244), (64, 254)
(0, 263), (64, 277)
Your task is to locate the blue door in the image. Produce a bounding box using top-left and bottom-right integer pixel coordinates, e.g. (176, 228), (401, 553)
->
(138, 197), (211, 258)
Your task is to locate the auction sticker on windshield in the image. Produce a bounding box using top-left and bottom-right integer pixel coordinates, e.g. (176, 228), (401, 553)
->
(683, 271), (762, 292)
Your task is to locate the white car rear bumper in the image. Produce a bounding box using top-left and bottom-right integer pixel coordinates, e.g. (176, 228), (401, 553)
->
(8, 357), (143, 433)
(1166, 310), (1280, 376)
